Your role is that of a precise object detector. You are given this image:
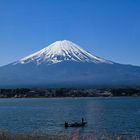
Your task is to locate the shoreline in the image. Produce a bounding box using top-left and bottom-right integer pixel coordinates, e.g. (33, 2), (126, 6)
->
(0, 96), (139, 99)
(0, 88), (140, 98)
(0, 130), (140, 140)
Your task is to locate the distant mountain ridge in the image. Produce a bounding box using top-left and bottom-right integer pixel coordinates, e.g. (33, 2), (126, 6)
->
(0, 40), (140, 88)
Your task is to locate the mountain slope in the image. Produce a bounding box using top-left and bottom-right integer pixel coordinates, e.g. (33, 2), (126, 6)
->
(0, 40), (140, 88)
(14, 40), (112, 65)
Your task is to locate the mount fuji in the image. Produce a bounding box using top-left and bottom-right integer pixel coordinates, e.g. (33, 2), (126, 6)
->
(14, 40), (113, 65)
(0, 40), (140, 88)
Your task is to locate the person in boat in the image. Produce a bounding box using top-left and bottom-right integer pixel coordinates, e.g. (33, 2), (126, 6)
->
(65, 121), (68, 128)
(82, 117), (84, 123)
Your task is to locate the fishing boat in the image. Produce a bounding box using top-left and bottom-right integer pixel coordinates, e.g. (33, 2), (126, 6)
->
(64, 118), (87, 128)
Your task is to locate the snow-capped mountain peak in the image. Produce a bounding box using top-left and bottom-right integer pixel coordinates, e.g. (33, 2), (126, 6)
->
(15, 40), (113, 65)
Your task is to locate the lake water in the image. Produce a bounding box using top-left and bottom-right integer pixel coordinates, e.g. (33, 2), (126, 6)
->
(0, 97), (139, 135)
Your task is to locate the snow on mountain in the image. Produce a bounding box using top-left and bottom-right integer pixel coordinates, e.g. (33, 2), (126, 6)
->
(14, 40), (113, 65)
(0, 40), (140, 88)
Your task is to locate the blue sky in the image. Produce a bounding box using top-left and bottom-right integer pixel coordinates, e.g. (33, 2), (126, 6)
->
(0, 0), (140, 66)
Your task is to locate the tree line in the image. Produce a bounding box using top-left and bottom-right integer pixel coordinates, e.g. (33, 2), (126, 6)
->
(0, 88), (139, 98)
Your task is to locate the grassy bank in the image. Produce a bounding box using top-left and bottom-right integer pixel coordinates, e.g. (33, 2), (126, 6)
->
(0, 131), (140, 140)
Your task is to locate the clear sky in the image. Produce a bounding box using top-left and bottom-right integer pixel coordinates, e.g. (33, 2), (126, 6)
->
(0, 0), (140, 66)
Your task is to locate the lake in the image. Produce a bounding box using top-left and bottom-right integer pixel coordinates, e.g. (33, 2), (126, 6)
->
(0, 97), (139, 136)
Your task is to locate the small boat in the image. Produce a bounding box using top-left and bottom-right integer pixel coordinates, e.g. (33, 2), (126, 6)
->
(69, 122), (87, 127)
(64, 118), (87, 128)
